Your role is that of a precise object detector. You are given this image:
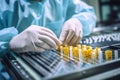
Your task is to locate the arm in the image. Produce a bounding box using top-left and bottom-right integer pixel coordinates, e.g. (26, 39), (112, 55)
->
(66, 0), (97, 36)
(0, 27), (18, 57)
(0, 0), (18, 57)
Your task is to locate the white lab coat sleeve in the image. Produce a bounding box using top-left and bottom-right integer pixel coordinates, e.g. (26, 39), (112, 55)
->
(0, 27), (18, 57)
(0, 0), (18, 56)
(66, 0), (97, 36)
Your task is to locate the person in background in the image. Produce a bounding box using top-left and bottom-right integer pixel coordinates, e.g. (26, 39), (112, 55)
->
(0, 0), (96, 79)
(0, 0), (96, 54)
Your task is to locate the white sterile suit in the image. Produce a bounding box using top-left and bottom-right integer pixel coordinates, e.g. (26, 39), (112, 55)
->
(0, 0), (96, 55)
(0, 0), (96, 79)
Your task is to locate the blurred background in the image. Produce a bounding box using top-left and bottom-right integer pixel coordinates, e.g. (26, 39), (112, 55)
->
(83, 0), (120, 27)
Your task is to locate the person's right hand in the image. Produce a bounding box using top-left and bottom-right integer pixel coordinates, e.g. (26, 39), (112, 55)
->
(9, 25), (61, 53)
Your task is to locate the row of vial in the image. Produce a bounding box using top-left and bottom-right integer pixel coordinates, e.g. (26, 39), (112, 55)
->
(57, 44), (119, 64)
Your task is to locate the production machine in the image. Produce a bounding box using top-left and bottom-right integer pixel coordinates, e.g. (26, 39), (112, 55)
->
(1, 25), (120, 80)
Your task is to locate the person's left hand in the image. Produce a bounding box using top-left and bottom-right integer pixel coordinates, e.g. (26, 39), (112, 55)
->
(59, 18), (82, 46)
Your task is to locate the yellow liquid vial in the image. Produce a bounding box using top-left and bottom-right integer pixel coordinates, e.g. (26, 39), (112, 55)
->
(86, 46), (92, 50)
(105, 50), (112, 61)
(63, 46), (70, 61)
(81, 45), (86, 49)
(82, 48), (88, 62)
(72, 47), (80, 62)
(95, 47), (101, 59)
(76, 44), (81, 49)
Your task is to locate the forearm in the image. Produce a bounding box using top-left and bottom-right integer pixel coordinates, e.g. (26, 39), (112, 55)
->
(0, 27), (18, 57)
(66, 0), (97, 36)
(72, 12), (96, 36)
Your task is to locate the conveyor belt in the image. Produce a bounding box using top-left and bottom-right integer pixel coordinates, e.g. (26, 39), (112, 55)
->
(2, 48), (120, 80)
(1, 30), (120, 80)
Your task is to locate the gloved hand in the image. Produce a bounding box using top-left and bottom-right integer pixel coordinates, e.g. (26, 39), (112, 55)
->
(9, 25), (61, 53)
(59, 18), (82, 46)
